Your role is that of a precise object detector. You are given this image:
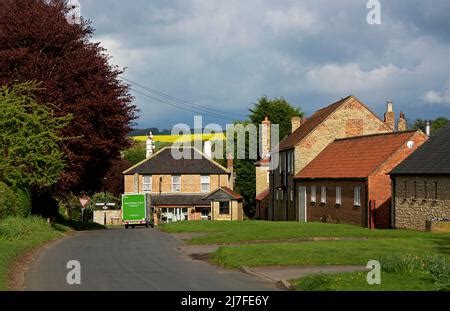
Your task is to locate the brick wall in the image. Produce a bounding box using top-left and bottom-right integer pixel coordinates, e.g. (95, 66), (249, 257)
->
(211, 200), (243, 221)
(255, 165), (269, 195)
(123, 173), (229, 194)
(297, 180), (367, 226)
(93, 210), (122, 226)
(393, 176), (450, 231)
(368, 131), (427, 228)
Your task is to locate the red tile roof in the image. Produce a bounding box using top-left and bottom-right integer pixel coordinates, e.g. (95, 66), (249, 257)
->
(295, 131), (420, 179)
(256, 188), (269, 201)
(278, 96), (352, 151)
(220, 186), (243, 200)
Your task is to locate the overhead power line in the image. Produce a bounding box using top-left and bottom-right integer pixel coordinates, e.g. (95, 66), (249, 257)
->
(130, 87), (236, 121)
(121, 76), (244, 119)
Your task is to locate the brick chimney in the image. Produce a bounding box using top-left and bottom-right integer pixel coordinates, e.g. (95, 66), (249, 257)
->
(227, 154), (234, 190)
(384, 101), (396, 131)
(261, 116), (271, 159)
(397, 112), (407, 132)
(291, 116), (301, 133)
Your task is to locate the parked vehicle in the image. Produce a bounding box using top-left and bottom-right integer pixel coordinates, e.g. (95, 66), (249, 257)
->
(121, 194), (151, 229)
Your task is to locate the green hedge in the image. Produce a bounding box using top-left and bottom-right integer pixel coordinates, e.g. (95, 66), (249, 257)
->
(0, 182), (32, 219)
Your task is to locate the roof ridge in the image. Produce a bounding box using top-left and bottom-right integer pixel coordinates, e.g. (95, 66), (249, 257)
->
(334, 130), (418, 142)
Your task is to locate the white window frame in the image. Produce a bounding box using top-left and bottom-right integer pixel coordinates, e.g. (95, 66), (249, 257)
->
(336, 186), (342, 205)
(172, 175), (181, 192)
(311, 186), (317, 203)
(200, 175), (210, 193)
(354, 187), (361, 206)
(321, 186), (327, 203)
(143, 175), (152, 192)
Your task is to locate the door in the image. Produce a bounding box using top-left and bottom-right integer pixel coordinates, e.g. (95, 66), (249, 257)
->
(298, 186), (307, 222)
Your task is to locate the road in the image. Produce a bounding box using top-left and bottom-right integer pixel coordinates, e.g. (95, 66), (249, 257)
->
(24, 227), (275, 291)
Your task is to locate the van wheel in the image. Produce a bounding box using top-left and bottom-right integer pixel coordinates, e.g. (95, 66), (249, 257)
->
(125, 225), (129, 229)
(132, 225), (135, 229)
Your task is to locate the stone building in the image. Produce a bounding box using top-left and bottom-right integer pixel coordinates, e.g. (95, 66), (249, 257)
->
(390, 123), (450, 231)
(269, 95), (403, 221)
(123, 146), (243, 224)
(294, 131), (427, 228)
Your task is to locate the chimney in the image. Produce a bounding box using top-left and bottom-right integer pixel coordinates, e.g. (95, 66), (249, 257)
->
(291, 116), (301, 133)
(261, 116), (271, 159)
(384, 101), (396, 130)
(397, 112), (407, 132)
(146, 132), (155, 158)
(425, 120), (431, 136)
(203, 140), (212, 159)
(227, 154), (234, 190)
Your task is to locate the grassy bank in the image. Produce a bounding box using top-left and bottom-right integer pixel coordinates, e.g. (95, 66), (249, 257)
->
(0, 216), (105, 290)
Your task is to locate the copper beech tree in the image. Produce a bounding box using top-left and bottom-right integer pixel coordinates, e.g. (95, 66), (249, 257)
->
(0, 0), (137, 194)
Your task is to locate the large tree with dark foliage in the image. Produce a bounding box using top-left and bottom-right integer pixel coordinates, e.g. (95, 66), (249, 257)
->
(0, 0), (137, 194)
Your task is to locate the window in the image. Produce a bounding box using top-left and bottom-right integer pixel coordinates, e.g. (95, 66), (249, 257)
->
(321, 186), (327, 203)
(287, 151), (294, 174)
(354, 187), (361, 206)
(143, 175), (152, 192)
(172, 175), (181, 192)
(201, 208), (210, 219)
(279, 153), (284, 174)
(201, 175), (210, 193)
(219, 201), (230, 214)
(413, 181), (417, 199)
(336, 187), (342, 205)
(433, 181), (438, 200)
(275, 190), (279, 201)
(311, 186), (317, 203)
(290, 190), (294, 202)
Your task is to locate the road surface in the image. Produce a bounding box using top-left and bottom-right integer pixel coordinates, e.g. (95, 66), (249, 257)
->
(24, 227), (275, 291)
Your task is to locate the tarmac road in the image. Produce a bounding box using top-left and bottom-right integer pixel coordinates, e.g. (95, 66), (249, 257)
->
(24, 227), (275, 291)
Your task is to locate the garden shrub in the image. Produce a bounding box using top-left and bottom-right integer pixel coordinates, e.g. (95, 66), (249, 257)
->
(14, 187), (32, 217)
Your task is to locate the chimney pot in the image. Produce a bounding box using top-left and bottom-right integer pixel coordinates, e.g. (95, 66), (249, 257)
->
(203, 140), (212, 159)
(425, 120), (431, 136)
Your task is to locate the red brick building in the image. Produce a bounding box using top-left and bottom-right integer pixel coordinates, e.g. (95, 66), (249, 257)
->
(294, 131), (427, 228)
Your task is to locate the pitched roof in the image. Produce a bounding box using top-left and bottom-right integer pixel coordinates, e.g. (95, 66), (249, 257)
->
(123, 147), (229, 175)
(295, 131), (421, 179)
(202, 186), (243, 201)
(278, 96), (351, 151)
(391, 123), (450, 175)
(150, 193), (209, 206)
(256, 188), (269, 201)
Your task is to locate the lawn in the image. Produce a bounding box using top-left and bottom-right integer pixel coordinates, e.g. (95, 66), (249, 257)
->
(161, 221), (450, 290)
(0, 216), (104, 291)
(160, 220), (447, 245)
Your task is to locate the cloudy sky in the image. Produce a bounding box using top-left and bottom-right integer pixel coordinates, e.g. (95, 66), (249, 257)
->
(79, 0), (450, 129)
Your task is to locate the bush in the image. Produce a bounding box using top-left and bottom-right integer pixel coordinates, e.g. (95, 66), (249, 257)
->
(379, 254), (424, 274)
(88, 192), (120, 210)
(55, 193), (85, 222)
(0, 182), (16, 219)
(14, 187), (32, 217)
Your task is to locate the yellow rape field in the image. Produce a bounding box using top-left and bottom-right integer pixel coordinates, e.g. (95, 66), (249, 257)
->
(132, 133), (225, 143)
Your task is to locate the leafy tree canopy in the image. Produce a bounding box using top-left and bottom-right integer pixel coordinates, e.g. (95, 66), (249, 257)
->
(0, 82), (71, 189)
(411, 117), (449, 134)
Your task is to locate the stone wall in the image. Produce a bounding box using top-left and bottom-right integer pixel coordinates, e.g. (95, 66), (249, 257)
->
(211, 200), (243, 221)
(393, 176), (450, 231)
(93, 210), (122, 226)
(255, 165), (269, 196)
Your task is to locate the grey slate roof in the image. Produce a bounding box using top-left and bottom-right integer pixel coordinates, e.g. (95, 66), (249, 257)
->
(390, 124), (450, 175)
(123, 147), (229, 175)
(149, 194), (210, 206)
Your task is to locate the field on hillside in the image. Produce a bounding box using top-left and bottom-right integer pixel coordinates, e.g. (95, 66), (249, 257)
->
(132, 133), (225, 143)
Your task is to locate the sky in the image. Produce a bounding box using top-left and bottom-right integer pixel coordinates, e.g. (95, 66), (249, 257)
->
(78, 0), (450, 129)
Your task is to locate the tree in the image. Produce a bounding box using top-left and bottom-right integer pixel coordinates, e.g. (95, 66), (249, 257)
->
(412, 117), (449, 134)
(249, 96), (303, 140)
(233, 97), (303, 217)
(0, 82), (71, 189)
(123, 142), (146, 165)
(0, 0), (137, 194)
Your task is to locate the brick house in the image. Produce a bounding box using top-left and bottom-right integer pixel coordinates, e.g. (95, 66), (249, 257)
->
(294, 131), (427, 228)
(269, 95), (402, 221)
(390, 123), (450, 231)
(123, 146), (242, 224)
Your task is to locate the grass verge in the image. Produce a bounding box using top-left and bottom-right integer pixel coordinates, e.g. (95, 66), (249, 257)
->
(160, 221), (447, 245)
